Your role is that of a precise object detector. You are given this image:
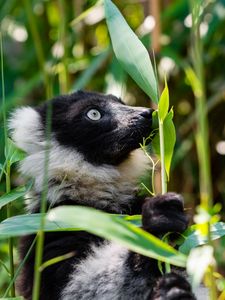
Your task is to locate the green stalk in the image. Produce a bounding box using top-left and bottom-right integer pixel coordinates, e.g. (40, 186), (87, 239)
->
(159, 120), (167, 194)
(1, 31), (15, 297)
(143, 108), (167, 197)
(32, 230), (45, 300)
(58, 0), (70, 93)
(190, 1), (213, 209)
(0, 32), (7, 142)
(4, 237), (37, 298)
(190, 1), (216, 299)
(32, 105), (52, 300)
(23, 0), (52, 99)
(6, 163), (15, 297)
(158, 117), (169, 273)
(153, 50), (167, 195)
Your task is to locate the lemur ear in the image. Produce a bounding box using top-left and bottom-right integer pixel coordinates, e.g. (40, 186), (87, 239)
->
(8, 107), (45, 154)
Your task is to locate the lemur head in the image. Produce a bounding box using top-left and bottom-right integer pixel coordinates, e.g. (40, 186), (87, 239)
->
(39, 91), (153, 165)
(10, 91), (153, 165)
(9, 91), (153, 212)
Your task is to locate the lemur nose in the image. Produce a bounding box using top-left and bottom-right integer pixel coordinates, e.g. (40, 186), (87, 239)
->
(140, 109), (153, 120)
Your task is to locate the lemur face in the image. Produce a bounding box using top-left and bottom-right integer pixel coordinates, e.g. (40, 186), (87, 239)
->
(37, 91), (153, 165)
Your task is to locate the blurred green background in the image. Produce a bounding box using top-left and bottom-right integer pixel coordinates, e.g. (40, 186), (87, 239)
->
(0, 0), (225, 292)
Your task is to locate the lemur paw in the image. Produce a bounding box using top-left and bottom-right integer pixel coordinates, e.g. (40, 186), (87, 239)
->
(142, 193), (189, 235)
(151, 273), (196, 300)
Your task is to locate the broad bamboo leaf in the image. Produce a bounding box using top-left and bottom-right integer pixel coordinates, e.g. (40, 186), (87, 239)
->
(0, 207), (186, 267)
(0, 296), (24, 300)
(122, 214), (142, 227)
(0, 213), (70, 237)
(158, 80), (169, 122)
(179, 222), (225, 254)
(0, 213), (140, 238)
(104, 0), (158, 103)
(48, 206), (186, 267)
(152, 109), (176, 179)
(0, 181), (33, 210)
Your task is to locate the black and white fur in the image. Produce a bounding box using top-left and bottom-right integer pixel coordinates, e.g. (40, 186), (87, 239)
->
(9, 91), (203, 299)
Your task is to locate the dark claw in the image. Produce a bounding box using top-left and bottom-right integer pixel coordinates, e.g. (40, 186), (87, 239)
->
(142, 193), (189, 235)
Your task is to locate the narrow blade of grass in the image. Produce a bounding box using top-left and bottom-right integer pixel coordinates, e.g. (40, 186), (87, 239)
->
(0, 181), (32, 209)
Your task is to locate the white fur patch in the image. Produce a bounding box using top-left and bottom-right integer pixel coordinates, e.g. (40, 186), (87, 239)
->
(8, 107), (45, 154)
(19, 140), (149, 212)
(61, 241), (209, 300)
(61, 242), (150, 300)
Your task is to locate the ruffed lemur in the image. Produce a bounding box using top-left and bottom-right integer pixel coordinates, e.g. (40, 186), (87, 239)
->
(9, 91), (200, 299)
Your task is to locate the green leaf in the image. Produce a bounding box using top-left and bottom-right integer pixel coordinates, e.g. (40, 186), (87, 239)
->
(5, 138), (26, 165)
(0, 213), (140, 238)
(152, 110), (159, 130)
(104, 0), (158, 103)
(0, 181), (33, 210)
(158, 80), (169, 121)
(48, 206), (186, 267)
(39, 251), (75, 272)
(0, 161), (6, 181)
(152, 109), (176, 179)
(0, 207), (187, 267)
(179, 222), (225, 254)
(0, 296), (24, 300)
(0, 213), (70, 238)
(119, 214), (142, 227)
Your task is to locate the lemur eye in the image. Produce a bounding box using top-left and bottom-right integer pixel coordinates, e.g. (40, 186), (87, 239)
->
(86, 109), (101, 121)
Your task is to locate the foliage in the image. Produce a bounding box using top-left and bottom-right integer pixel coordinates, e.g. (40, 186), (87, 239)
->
(0, 0), (225, 298)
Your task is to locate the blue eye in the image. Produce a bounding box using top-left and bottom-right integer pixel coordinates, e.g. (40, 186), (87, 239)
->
(87, 109), (101, 121)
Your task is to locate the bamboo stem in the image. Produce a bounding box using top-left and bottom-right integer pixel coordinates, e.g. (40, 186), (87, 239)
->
(6, 163), (15, 297)
(32, 105), (52, 300)
(190, 0), (216, 298)
(1, 30), (15, 298)
(159, 120), (167, 194)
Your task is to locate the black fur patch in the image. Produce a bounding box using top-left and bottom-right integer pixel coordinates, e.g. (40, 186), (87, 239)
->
(37, 91), (153, 165)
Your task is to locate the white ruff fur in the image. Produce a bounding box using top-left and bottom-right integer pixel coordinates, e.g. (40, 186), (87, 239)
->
(61, 242), (150, 300)
(8, 107), (46, 153)
(9, 107), (150, 212)
(61, 242), (208, 300)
